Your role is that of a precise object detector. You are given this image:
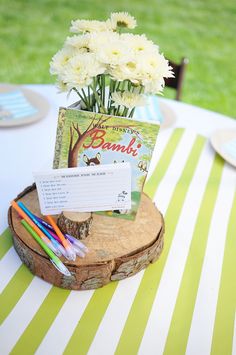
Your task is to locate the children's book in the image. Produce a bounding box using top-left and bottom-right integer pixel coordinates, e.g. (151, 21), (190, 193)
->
(53, 107), (160, 220)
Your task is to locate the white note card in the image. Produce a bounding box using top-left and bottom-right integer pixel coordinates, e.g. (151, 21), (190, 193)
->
(34, 163), (131, 215)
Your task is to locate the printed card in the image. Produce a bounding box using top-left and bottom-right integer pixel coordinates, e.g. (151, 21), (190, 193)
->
(34, 163), (131, 215)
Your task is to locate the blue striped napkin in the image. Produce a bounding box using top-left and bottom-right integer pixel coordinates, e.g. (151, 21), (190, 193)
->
(0, 90), (38, 120)
(135, 96), (164, 124)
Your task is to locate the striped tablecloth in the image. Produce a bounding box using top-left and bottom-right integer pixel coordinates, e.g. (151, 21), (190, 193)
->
(0, 92), (236, 354)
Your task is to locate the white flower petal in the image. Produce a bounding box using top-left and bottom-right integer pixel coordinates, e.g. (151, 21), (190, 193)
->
(110, 12), (137, 29)
(111, 91), (147, 109)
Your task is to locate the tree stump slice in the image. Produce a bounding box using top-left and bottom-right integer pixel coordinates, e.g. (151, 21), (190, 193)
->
(57, 211), (93, 239)
(8, 184), (165, 290)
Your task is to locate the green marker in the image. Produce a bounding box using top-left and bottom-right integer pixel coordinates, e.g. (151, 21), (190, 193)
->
(21, 219), (71, 277)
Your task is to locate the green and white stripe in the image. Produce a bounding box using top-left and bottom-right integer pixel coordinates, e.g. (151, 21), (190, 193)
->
(186, 168), (236, 355)
(115, 133), (206, 355)
(0, 278), (52, 353)
(139, 141), (215, 354)
(36, 290), (95, 354)
(0, 265), (34, 326)
(0, 247), (22, 293)
(0, 229), (12, 260)
(0, 128), (235, 355)
(163, 154), (224, 355)
(10, 287), (70, 354)
(211, 188), (236, 355)
(86, 271), (144, 355)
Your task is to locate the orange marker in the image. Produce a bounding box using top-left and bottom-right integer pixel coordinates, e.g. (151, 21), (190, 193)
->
(12, 201), (46, 238)
(45, 215), (69, 248)
(45, 215), (76, 261)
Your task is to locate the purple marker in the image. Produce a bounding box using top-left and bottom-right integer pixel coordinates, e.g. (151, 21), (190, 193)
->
(34, 214), (88, 253)
(44, 226), (85, 258)
(34, 215), (53, 231)
(64, 233), (89, 253)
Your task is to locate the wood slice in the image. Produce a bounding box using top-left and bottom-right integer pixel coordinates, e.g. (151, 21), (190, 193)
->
(57, 211), (93, 239)
(8, 184), (165, 290)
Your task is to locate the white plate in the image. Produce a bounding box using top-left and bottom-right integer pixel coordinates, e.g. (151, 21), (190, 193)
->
(0, 84), (49, 127)
(210, 129), (236, 168)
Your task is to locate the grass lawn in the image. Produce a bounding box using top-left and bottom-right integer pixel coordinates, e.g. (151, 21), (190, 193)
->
(0, 0), (235, 118)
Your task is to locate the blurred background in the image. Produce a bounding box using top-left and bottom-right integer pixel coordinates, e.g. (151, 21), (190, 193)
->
(1, 0), (235, 118)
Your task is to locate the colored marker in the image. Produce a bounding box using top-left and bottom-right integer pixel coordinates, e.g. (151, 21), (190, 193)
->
(17, 202), (70, 260)
(41, 225), (80, 258)
(33, 214), (88, 253)
(69, 244), (85, 258)
(45, 215), (76, 261)
(42, 226), (84, 258)
(33, 215), (56, 231)
(64, 233), (89, 253)
(11, 201), (60, 256)
(21, 219), (71, 276)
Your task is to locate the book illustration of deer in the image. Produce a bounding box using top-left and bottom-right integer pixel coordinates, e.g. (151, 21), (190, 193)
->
(83, 152), (101, 166)
(138, 161), (148, 173)
(67, 114), (137, 168)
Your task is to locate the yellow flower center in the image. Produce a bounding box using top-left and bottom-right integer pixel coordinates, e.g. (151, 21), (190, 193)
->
(126, 62), (136, 69)
(63, 56), (70, 64)
(117, 21), (128, 28)
(112, 50), (120, 55)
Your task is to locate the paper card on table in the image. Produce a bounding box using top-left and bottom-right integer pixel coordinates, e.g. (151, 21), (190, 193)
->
(34, 163), (131, 215)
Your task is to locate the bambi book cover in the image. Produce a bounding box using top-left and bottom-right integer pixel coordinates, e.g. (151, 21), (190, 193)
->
(53, 107), (160, 220)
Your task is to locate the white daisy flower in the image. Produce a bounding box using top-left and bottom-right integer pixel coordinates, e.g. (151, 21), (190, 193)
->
(70, 19), (111, 33)
(143, 78), (165, 94)
(56, 79), (69, 92)
(88, 31), (119, 52)
(110, 12), (137, 29)
(133, 52), (174, 93)
(111, 91), (147, 109)
(97, 40), (132, 66)
(121, 33), (159, 53)
(109, 61), (140, 83)
(64, 34), (90, 53)
(49, 47), (76, 75)
(142, 52), (173, 76)
(62, 53), (106, 89)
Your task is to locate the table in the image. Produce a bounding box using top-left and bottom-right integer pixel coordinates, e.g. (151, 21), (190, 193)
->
(0, 85), (236, 355)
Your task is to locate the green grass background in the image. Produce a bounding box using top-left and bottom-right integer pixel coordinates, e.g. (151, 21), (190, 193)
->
(1, 0), (235, 118)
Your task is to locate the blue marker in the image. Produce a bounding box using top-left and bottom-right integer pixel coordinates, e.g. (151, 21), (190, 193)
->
(17, 202), (71, 259)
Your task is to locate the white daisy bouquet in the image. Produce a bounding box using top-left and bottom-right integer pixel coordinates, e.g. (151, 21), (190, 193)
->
(50, 12), (173, 118)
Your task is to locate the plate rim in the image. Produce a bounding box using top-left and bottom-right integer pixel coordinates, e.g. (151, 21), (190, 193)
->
(0, 84), (49, 127)
(210, 128), (236, 168)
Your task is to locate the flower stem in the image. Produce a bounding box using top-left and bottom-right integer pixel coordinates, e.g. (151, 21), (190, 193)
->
(102, 74), (106, 108)
(81, 88), (90, 110)
(87, 86), (91, 109)
(122, 107), (129, 117)
(90, 80), (107, 114)
(72, 88), (87, 108)
(129, 107), (135, 118)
